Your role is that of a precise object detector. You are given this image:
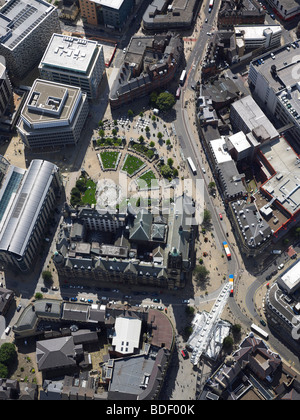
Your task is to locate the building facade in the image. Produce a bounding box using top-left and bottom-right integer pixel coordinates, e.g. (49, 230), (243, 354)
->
(0, 61), (12, 118)
(39, 34), (105, 100)
(248, 41), (300, 144)
(79, 0), (134, 30)
(17, 79), (89, 149)
(0, 0), (61, 79)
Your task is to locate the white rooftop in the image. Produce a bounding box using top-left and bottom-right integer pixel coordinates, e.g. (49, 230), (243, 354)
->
(91, 0), (125, 9)
(229, 131), (252, 153)
(279, 260), (300, 293)
(112, 316), (142, 355)
(260, 137), (300, 215)
(40, 33), (100, 74)
(210, 138), (232, 164)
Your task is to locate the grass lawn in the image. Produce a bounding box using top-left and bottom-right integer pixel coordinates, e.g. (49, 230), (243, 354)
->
(122, 154), (144, 176)
(81, 178), (97, 205)
(100, 151), (120, 169)
(137, 170), (158, 188)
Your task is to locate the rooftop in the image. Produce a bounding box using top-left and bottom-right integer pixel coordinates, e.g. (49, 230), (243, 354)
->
(21, 79), (82, 128)
(0, 0), (56, 50)
(252, 41), (300, 92)
(260, 137), (300, 216)
(39, 33), (100, 74)
(231, 95), (279, 141)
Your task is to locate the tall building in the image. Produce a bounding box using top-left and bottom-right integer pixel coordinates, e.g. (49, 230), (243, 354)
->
(79, 0), (134, 30)
(248, 41), (300, 143)
(230, 95), (279, 142)
(0, 0), (61, 79)
(0, 59), (12, 118)
(0, 158), (62, 272)
(17, 79), (89, 149)
(39, 34), (105, 100)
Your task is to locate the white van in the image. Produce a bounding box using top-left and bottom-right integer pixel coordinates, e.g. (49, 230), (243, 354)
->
(5, 326), (11, 335)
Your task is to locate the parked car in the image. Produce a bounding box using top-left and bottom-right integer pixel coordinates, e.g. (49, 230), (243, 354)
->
(278, 263), (284, 270)
(219, 213), (223, 220)
(70, 297), (77, 302)
(51, 286), (59, 291)
(87, 299), (93, 304)
(157, 306), (164, 310)
(182, 299), (190, 304)
(260, 319), (267, 327)
(63, 296), (70, 301)
(17, 304), (22, 312)
(80, 297), (87, 302)
(153, 298), (160, 303)
(41, 287), (48, 292)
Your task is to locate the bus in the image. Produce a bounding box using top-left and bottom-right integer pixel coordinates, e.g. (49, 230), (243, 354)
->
(229, 274), (234, 296)
(251, 323), (269, 340)
(187, 157), (197, 175)
(179, 69), (186, 85)
(176, 86), (181, 99)
(208, 0), (214, 12)
(223, 241), (231, 260)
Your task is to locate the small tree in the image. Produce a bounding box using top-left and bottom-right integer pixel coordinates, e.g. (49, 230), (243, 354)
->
(156, 92), (176, 112)
(0, 343), (17, 367)
(42, 270), (52, 283)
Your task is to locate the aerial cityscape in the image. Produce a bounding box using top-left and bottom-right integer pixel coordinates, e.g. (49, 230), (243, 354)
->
(0, 0), (300, 404)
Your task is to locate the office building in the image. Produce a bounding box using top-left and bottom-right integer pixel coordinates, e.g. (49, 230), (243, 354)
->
(17, 79), (89, 149)
(79, 0), (134, 30)
(265, 0), (300, 21)
(39, 34), (105, 100)
(0, 60), (12, 118)
(0, 0), (61, 79)
(230, 95), (279, 142)
(218, 0), (266, 28)
(248, 41), (300, 143)
(142, 0), (200, 32)
(0, 159), (62, 272)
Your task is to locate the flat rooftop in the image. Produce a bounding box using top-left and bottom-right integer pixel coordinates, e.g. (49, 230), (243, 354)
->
(260, 137), (300, 216)
(91, 0), (124, 9)
(253, 42), (300, 92)
(280, 260), (300, 292)
(40, 34), (100, 74)
(21, 79), (81, 127)
(0, 0), (55, 50)
(231, 95), (279, 141)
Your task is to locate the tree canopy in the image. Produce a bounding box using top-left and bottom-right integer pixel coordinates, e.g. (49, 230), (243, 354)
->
(155, 92), (176, 112)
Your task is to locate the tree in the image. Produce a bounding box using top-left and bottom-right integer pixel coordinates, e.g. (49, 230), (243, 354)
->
(150, 91), (158, 107)
(0, 363), (8, 378)
(157, 132), (163, 140)
(223, 336), (234, 350)
(42, 270), (53, 283)
(194, 265), (210, 283)
(156, 92), (176, 112)
(202, 209), (212, 227)
(160, 164), (173, 179)
(149, 141), (155, 148)
(76, 177), (87, 193)
(0, 343), (17, 367)
(128, 109), (134, 118)
(99, 129), (105, 138)
(167, 158), (174, 167)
